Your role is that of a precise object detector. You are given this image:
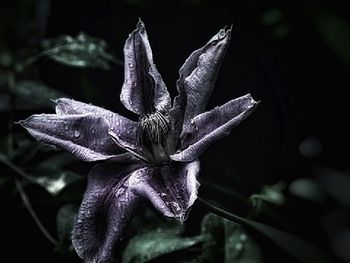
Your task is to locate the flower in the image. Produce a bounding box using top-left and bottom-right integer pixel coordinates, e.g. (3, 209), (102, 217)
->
(19, 20), (258, 262)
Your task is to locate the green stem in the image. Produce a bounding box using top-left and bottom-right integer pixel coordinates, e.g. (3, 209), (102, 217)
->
(14, 177), (58, 246)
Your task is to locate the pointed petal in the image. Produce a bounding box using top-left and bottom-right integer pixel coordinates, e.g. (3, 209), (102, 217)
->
(120, 20), (171, 115)
(72, 164), (143, 262)
(175, 26), (232, 127)
(54, 98), (140, 152)
(18, 114), (128, 162)
(129, 160), (200, 221)
(171, 94), (258, 162)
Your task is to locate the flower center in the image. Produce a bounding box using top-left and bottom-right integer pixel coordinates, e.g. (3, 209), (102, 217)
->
(138, 111), (176, 165)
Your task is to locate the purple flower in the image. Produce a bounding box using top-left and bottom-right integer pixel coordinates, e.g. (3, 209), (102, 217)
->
(19, 20), (258, 262)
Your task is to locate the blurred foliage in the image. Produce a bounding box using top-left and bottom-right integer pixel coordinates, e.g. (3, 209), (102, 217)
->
(38, 33), (122, 69)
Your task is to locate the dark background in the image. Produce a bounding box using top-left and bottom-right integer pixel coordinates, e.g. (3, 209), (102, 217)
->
(1, 0), (350, 262)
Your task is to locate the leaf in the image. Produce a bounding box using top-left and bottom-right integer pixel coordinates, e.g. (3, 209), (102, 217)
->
(15, 81), (66, 109)
(28, 153), (82, 196)
(197, 213), (225, 262)
(198, 198), (330, 263)
(27, 171), (81, 196)
(315, 166), (350, 207)
(0, 151), (81, 196)
(123, 218), (202, 263)
(289, 178), (327, 203)
(56, 204), (77, 254)
(250, 182), (286, 207)
(56, 204), (77, 242)
(40, 33), (121, 69)
(196, 214), (262, 263)
(224, 219), (263, 263)
(312, 12), (350, 64)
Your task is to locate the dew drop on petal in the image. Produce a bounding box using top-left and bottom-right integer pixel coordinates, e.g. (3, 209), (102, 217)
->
(74, 130), (80, 138)
(64, 124), (69, 131)
(160, 192), (167, 197)
(91, 128), (96, 134)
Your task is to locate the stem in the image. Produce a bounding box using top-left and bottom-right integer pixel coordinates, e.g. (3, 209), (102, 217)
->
(7, 72), (15, 156)
(4, 72), (58, 246)
(14, 177), (58, 246)
(197, 197), (246, 225)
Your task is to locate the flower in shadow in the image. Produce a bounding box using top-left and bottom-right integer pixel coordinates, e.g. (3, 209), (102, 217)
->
(19, 20), (258, 262)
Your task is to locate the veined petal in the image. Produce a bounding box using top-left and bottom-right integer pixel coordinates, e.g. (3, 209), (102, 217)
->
(54, 98), (140, 152)
(171, 94), (258, 162)
(18, 113), (128, 162)
(129, 160), (200, 222)
(72, 164), (143, 263)
(175, 26), (232, 128)
(120, 20), (171, 115)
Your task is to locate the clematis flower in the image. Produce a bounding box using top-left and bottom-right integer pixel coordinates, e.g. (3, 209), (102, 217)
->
(19, 20), (258, 262)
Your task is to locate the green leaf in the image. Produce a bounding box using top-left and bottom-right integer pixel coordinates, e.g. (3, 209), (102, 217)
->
(198, 198), (330, 263)
(28, 154), (82, 196)
(56, 204), (77, 254)
(312, 12), (350, 64)
(40, 33), (121, 69)
(197, 213), (225, 262)
(196, 214), (262, 263)
(27, 170), (81, 196)
(123, 219), (202, 263)
(224, 220), (263, 263)
(56, 204), (77, 242)
(250, 182), (286, 207)
(15, 81), (66, 109)
(289, 178), (327, 203)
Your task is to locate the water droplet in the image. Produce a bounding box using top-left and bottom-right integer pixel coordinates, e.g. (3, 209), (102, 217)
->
(74, 130), (80, 138)
(112, 226), (118, 232)
(129, 63), (134, 68)
(100, 141), (105, 145)
(91, 128), (96, 134)
(160, 192), (167, 197)
(190, 120), (195, 125)
(240, 233), (247, 242)
(77, 219), (82, 223)
(235, 242), (243, 250)
(167, 201), (181, 212)
(88, 43), (96, 52)
(130, 101), (133, 105)
(64, 124), (69, 131)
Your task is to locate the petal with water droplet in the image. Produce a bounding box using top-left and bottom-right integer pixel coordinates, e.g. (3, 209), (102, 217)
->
(54, 98), (140, 151)
(120, 20), (171, 115)
(172, 94), (259, 162)
(129, 160), (200, 221)
(18, 113), (132, 162)
(174, 26), (232, 129)
(72, 164), (144, 262)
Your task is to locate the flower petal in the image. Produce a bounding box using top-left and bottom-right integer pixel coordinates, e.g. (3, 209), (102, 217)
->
(174, 26), (232, 127)
(54, 98), (140, 152)
(72, 164), (143, 262)
(18, 113), (129, 162)
(129, 160), (200, 221)
(171, 94), (259, 162)
(120, 20), (171, 115)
